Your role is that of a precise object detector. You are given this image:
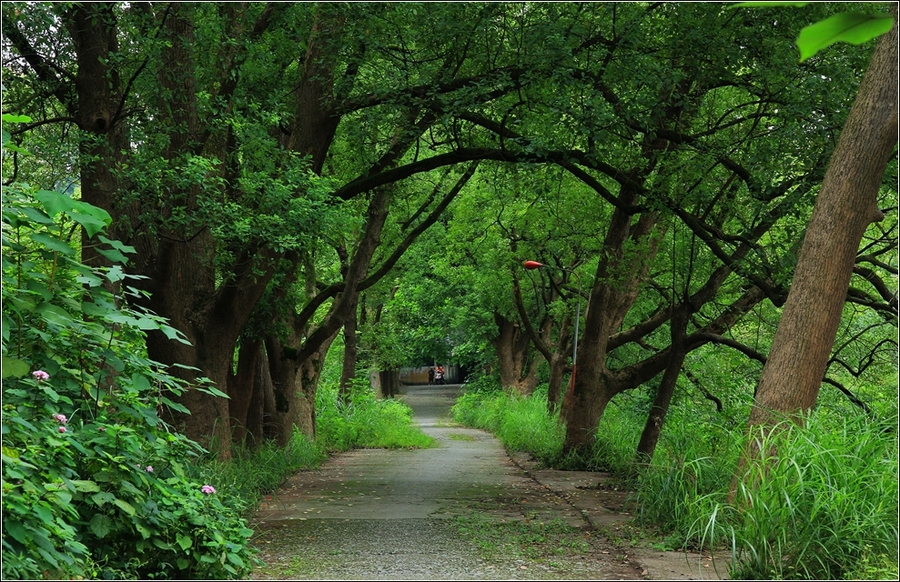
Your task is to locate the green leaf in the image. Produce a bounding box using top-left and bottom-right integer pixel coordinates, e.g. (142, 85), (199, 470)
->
(36, 302), (75, 327)
(98, 235), (136, 254)
(71, 480), (101, 493)
(5, 520), (28, 544)
(106, 265), (126, 282)
(132, 373), (152, 391)
(20, 206), (55, 225)
(176, 557), (190, 569)
(67, 210), (109, 238)
(1, 356), (30, 379)
(34, 189), (75, 218)
(97, 247), (129, 264)
(1, 114), (32, 123)
(798, 13), (894, 61)
(113, 498), (136, 516)
(30, 232), (76, 255)
(89, 513), (113, 538)
(90, 491), (116, 506)
(177, 533), (193, 550)
(135, 317), (159, 330)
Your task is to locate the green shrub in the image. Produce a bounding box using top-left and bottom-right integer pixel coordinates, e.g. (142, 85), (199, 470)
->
(1, 175), (253, 579)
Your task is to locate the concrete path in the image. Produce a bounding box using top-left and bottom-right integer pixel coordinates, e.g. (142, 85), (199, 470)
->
(250, 384), (727, 580)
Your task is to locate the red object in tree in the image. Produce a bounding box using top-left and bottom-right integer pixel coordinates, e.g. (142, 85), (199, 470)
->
(523, 260), (544, 270)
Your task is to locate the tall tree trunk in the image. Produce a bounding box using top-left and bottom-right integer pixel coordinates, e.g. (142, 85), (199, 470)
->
(635, 308), (689, 462)
(492, 312), (540, 395)
(65, 3), (127, 269)
(339, 292), (360, 403)
(564, 205), (661, 454)
(379, 370), (400, 398)
(748, 13), (897, 430)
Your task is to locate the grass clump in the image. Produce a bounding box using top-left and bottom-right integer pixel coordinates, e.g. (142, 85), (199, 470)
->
(316, 379), (436, 451)
(451, 384), (564, 463)
(723, 414), (898, 580)
(636, 412), (898, 580)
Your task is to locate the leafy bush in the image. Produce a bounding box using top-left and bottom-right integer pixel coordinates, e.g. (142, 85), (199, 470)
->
(1, 169), (253, 578)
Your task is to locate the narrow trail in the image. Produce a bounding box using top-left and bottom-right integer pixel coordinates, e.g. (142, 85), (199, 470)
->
(249, 384), (725, 580)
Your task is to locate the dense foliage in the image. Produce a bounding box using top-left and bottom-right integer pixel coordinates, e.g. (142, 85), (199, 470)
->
(1, 167), (253, 578)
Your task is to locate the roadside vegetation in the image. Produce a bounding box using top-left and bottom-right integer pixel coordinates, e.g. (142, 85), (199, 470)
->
(452, 378), (898, 580)
(1, 182), (435, 580)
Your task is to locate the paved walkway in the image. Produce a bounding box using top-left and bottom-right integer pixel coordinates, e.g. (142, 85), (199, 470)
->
(250, 384), (727, 580)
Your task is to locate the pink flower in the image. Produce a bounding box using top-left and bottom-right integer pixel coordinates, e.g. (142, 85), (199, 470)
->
(145, 466), (153, 473)
(201, 485), (216, 495)
(32, 370), (49, 382)
(52, 413), (67, 424)
(58, 426), (67, 433)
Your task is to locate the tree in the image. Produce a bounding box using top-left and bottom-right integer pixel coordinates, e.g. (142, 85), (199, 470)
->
(748, 7), (898, 429)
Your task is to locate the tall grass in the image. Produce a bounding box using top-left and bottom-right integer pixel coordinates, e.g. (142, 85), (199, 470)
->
(451, 384), (564, 463)
(451, 383), (639, 472)
(723, 414), (898, 580)
(452, 380), (898, 580)
(315, 378), (437, 451)
(637, 412), (898, 580)
(193, 428), (326, 515)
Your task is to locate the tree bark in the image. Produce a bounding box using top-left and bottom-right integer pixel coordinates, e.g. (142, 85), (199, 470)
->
(635, 308), (689, 462)
(563, 203), (661, 454)
(339, 291), (360, 403)
(492, 312), (540, 395)
(748, 13), (897, 429)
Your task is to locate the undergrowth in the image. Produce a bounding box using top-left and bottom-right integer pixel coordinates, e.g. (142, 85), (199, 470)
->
(315, 378), (437, 451)
(451, 380), (899, 580)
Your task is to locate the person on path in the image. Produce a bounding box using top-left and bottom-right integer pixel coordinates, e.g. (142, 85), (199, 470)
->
(428, 367), (435, 385)
(435, 366), (445, 385)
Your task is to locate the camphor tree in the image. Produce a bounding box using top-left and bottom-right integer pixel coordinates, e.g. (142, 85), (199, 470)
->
(3, 3), (621, 452)
(4, 2), (894, 463)
(748, 5), (898, 430)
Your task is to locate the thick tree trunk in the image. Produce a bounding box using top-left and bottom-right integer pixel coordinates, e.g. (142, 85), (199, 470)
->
(492, 312), (540, 395)
(264, 329), (339, 444)
(563, 205), (661, 454)
(379, 370), (400, 398)
(748, 14), (897, 429)
(65, 4), (128, 269)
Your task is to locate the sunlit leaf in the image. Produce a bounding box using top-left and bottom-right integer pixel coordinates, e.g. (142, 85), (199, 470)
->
(34, 189), (75, 218)
(798, 13), (894, 61)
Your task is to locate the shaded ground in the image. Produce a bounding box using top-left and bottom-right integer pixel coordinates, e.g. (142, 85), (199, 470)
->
(249, 384), (727, 580)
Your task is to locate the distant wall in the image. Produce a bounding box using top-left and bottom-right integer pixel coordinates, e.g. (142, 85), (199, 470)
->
(399, 365), (460, 384)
